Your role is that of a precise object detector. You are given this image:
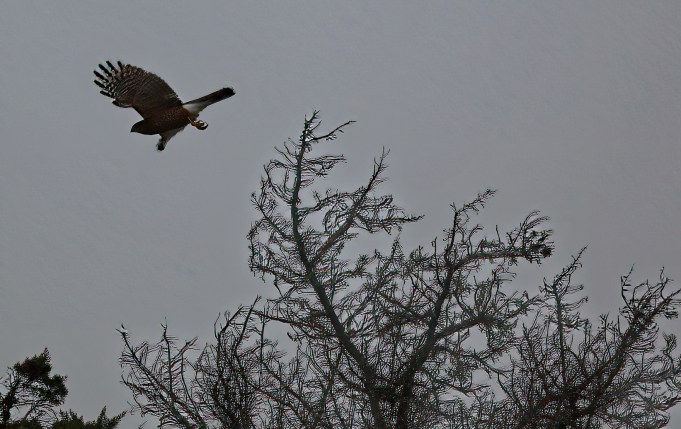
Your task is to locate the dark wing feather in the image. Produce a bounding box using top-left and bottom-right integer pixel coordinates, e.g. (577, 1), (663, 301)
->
(93, 61), (182, 119)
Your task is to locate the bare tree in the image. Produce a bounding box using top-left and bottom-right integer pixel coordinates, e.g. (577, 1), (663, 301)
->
(492, 254), (681, 429)
(119, 306), (263, 429)
(118, 112), (681, 428)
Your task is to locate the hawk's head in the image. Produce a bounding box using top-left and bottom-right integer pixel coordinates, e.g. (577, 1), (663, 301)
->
(130, 120), (154, 135)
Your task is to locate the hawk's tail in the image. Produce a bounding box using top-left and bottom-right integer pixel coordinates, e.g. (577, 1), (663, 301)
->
(183, 87), (235, 115)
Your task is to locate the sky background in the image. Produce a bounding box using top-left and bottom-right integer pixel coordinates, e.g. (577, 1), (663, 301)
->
(1, 1), (681, 426)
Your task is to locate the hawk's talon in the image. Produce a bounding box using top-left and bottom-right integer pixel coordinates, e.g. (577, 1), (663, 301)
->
(188, 117), (208, 130)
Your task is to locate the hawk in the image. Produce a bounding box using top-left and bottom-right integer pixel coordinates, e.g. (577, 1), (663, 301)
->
(94, 61), (235, 151)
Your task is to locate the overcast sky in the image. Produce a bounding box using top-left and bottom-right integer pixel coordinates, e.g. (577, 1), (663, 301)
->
(1, 1), (681, 426)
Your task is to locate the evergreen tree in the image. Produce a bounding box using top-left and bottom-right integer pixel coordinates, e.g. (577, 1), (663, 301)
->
(1, 351), (124, 429)
(1, 350), (67, 428)
(51, 408), (125, 429)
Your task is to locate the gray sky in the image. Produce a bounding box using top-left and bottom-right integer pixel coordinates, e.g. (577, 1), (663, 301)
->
(1, 1), (681, 426)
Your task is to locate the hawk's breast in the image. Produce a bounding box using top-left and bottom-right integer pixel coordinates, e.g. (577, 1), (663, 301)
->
(146, 107), (192, 134)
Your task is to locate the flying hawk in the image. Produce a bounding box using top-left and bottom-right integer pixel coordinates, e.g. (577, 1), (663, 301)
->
(94, 61), (234, 151)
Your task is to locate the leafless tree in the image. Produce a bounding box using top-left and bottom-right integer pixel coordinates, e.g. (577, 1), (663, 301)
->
(118, 112), (681, 428)
(491, 254), (681, 429)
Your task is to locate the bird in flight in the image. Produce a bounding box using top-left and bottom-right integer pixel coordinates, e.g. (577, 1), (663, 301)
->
(94, 61), (235, 151)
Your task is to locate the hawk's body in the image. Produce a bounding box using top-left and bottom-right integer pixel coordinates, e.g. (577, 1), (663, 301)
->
(94, 61), (234, 151)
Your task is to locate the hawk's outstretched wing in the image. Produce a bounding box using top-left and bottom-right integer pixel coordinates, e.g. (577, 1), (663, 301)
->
(94, 61), (182, 119)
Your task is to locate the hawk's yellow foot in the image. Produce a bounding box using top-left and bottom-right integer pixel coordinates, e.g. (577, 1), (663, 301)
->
(189, 118), (208, 130)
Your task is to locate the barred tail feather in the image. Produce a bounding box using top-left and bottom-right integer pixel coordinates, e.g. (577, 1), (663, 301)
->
(183, 87), (235, 115)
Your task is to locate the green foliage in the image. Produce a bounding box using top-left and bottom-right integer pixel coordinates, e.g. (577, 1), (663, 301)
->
(1, 352), (124, 429)
(5, 419), (42, 429)
(51, 408), (125, 429)
(1, 349), (67, 428)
